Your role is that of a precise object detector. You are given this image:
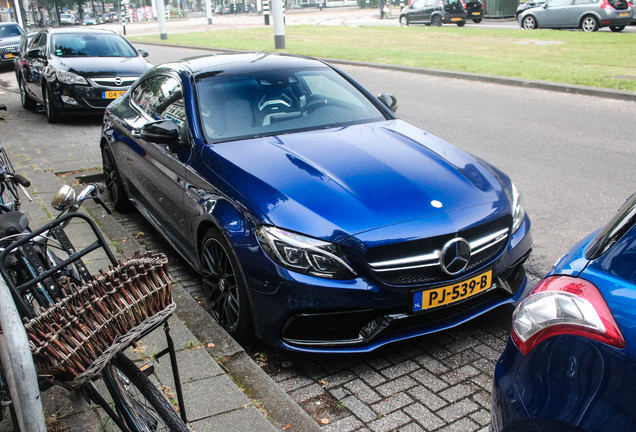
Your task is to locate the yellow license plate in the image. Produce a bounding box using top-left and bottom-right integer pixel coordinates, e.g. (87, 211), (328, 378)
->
(619, 12), (628, 16)
(103, 90), (126, 99)
(451, 17), (461, 21)
(412, 270), (492, 312)
(473, 11), (481, 15)
(3, 53), (15, 59)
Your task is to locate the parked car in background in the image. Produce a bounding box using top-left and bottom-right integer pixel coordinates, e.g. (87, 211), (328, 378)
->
(0, 22), (24, 68)
(214, 4), (224, 13)
(18, 28), (151, 123)
(492, 194), (636, 431)
(515, 0), (547, 18)
(518, 0), (633, 31)
(82, 14), (101, 25)
(60, 12), (78, 25)
(100, 53), (532, 353)
(400, 0), (467, 26)
(13, 30), (36, 84)
(463, 0), (484, 22)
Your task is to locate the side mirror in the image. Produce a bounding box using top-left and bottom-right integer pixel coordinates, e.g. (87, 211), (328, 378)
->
(27, 48), (44, 59)
(377, 93), (398, 113)
(51, 185), (76, 211)
(138, 48), (149, 58)
(140, 119), (181, 149)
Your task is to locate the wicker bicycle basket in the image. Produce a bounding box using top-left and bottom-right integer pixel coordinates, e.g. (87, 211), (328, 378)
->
(24, 251), (176, 388)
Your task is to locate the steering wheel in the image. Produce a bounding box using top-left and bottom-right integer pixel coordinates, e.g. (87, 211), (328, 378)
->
(301, 98), (328, 115)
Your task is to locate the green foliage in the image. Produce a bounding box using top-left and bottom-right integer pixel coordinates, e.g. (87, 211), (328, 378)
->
(131, 26), (636, 92)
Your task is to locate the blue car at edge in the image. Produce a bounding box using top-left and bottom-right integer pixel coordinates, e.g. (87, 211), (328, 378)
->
(100, 53), (532, 353)
(492, 194), (636, 431)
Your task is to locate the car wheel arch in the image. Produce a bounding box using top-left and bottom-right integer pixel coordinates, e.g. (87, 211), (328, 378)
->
(579, 13), (600, 30)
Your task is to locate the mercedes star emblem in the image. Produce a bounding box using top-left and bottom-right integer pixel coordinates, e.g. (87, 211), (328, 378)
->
(440, 238), (471, 276)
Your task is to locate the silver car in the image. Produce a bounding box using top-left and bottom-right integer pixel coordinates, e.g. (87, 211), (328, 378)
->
(518, 0), (633, 31)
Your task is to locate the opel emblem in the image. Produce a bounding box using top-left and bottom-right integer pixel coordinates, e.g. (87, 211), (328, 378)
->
(114, 77), (123, 86)
(440, 238), (471, 276)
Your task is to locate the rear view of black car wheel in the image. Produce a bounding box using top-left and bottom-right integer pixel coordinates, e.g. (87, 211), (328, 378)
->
(522, 15), (537, 29)
(200, 229), (253, 340)
(432, 15), (442, 26)
(581, 15), (599, 31)
(19, 79), (35, 110)
(457, 20), (466, 26)
(102, 145), (130, 211)
(44, 86), (60, 123)
(609, 25), (625, 32)
(473, 18), (482, 23)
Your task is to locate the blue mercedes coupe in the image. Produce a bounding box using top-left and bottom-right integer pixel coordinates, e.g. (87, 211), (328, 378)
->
(100, 53), (532, 353)
(492, 194), (636, 431)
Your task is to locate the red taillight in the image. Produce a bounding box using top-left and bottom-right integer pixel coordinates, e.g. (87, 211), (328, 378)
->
(600, 0), (613, 9)
(511, 275), (625, 355)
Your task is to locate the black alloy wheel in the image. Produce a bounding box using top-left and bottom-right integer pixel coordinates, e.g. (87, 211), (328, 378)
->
(457, 20), (466, 26)
(200, 229), (252, 340)
(44, 86), (60, 123)
(101, 145), (130, 211)
(473, 18), (482, 23)
(432, 15), (443, 26)
(19, 78), (35, 109)
(609, 25), (625, 32)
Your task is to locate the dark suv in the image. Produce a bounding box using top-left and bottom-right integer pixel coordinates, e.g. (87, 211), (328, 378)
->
(463, 0), (484, 22)
(400, 0), (467, 26)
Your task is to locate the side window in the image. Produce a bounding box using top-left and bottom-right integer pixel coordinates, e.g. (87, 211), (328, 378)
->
(548, 0), (572, 6)
(132, 75), (186, 127)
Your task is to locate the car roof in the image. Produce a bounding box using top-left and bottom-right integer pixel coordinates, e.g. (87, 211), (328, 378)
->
(45, 27), (119, 36)
(158, 53), (331, 77)
(0, 22), (21, 28)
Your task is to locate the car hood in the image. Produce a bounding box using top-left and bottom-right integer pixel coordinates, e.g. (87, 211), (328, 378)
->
(53, 56), (150, 77)
(0, 35), (20, 47)
(204, 120), (512, 241)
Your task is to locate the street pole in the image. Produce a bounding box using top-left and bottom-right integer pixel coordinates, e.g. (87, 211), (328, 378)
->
(271, 0), (284, 49)
(121, 3), (126, 35)
(14, 0), (24, 29)
(156, 0), (168, 39)
(205, 0), (212, 24)
(263, 0), (269, 25)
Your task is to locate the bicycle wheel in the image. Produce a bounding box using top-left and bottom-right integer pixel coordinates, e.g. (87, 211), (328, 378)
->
(102, 353), (188, 432)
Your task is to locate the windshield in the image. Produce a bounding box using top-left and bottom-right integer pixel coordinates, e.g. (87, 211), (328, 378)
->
(51, 33), (137, 57)
(0, 25), (23, 38)
(196, 67), (386, 143)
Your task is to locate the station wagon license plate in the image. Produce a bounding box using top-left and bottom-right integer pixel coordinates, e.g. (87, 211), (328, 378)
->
(412, 270), (492, 312)
(451, 17), (462, 21)
(103, 90), (126, 99)
(619, 12), (628, 16)
(2, 53), (14, 59)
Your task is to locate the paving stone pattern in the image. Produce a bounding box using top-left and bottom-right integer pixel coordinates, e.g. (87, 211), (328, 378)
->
(0, 91), (531, 431)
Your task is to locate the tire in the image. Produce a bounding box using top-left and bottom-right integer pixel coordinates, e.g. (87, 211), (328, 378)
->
(522, 15), (537, 29)
(472, 18), (482, 23)
(101, 145), (131, 212)
(609, 25), (625, 32)
(400, 15), (409, 25)
(200, 228), (253, 340)
(19, 78), (35, 110)
(457, 20), (466, 26)
(103, 353), (188, 432)
(431, 15), (442, 26)
(43, 86), (60, 123)
(581, 15), (599, 32)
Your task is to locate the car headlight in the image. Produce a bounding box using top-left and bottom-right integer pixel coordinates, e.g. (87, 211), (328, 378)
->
(256, 226), (356, 279)
(56, 70), (88, 85)
(511, 182), (525, 234)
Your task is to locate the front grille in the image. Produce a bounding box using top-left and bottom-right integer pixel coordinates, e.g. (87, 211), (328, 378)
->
(367, 215), (511, 286)
(90, 77), (138, 87)
(0, 45), (18, 55)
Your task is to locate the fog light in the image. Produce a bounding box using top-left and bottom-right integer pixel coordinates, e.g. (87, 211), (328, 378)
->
(61, 95), (79, 106)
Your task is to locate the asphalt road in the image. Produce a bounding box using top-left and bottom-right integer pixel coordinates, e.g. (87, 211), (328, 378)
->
(135, 43), (636, 279)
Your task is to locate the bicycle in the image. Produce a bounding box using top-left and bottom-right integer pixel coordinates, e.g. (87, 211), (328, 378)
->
(0, 142), (188, 431)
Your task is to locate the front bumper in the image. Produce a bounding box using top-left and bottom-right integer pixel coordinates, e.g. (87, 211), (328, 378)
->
(243, 215), (533, 353)
(52, 81), (130, 112)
